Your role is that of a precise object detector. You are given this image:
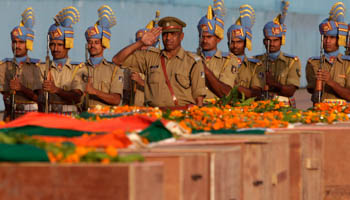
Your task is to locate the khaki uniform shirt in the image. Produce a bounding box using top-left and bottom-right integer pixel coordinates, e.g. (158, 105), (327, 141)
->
(235, 56), (263, 89)
(133, 73), (145, 106)
(306, 54), (350, 101)
(123, 47), (206, 107)
(81, 59), (124, 106)
(255, 52), (301, 96)
(122, 68), (145, 106)
(38, 58), (84, 104)
(1, 57), (42, 103)
(198, 50), (238, 100)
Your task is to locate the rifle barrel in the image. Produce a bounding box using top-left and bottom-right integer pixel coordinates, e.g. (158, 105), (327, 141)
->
(264, 40), (271, 100)
(44, 34), (50, 113)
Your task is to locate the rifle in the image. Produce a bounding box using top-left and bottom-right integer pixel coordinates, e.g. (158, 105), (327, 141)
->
(346, 28), (350, 55)
(263, 39), (271, 100)
(315, 34), (325, 103)
(44, 34), (50, 113)
(84, 43), (90, 111)
(10, 42), (17, 120)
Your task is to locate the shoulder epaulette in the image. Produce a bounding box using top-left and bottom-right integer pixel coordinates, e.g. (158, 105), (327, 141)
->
(254, 53), (264, 57)
(341, 55), (350, 61)
(30, 58), (40, 64)
(283, 53), (299, 60)
(147, 46), (161, 53)
(221, 52), (230, 58)
(187, 52), (202, 62)
(308, 56), (320, 61)
(106, 60), (115, 65)
(247, 57), (261, 64)
(70, 61), (83, 65)
(2, 58), (12, 63)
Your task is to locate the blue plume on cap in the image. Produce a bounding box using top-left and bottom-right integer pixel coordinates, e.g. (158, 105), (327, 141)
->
(213, 0), (225, 19)
(85, 5), (116, 49)
(48, 6), (80, 49)
(11, 7), (35, 51)
(319, 2), (348, 46)
(98, 5), (116, 29)
(263, 0), (289, 45)
(21, 7), (35, 30)
(239, 4), (255, 30)
(197, 0), (225, 39)
(227, 4), (255, 51)
(279, 0), (290, 25)
(57, 6), (80, 27)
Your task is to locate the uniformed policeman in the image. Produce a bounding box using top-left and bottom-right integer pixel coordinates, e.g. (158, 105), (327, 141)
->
(306, 2), (350, 103)
(81, 5), (123, 109)
(1, 8), (42, 120)
(38, 6), (83, 113)
(227, 4), (263, 98)
(197, 0), (239, 100)
(123, 14), (161, 106)
(254, 0), (301, 106)
(113, 16), (206, 108)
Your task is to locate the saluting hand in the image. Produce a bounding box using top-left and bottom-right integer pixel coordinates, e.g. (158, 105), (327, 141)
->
(141, 27), (162, 46)
(316, 69), (331, 83)
(85, 77), (96, 95)
(43, 72), (59, 94)
(10, 77), (22, 91)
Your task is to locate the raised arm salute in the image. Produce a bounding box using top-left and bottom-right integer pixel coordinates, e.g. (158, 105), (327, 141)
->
(113, 17), (206, 109)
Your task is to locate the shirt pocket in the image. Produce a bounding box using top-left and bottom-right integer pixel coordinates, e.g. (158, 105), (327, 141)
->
(100, 81), (110, 93)
(148, 68), (162, 84)
(335, 73), (346, 87)
(277, 69), (288, 85)
(175, 72), (191, 89)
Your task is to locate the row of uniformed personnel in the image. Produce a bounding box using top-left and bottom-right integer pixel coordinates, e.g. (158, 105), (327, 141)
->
(2, 2), (350, 121)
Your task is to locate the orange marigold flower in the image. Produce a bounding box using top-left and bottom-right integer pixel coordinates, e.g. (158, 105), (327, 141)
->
(101, 158), (110, 164)
(105, 146), (118, 157)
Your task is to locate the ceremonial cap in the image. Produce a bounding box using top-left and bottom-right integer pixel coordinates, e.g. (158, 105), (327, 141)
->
(227, 4), (255, 51)
(158, 16), (186, 33)
(85, 5), (117, 49)
(11, 7), (35, 51)
(197, 0), (225, 39)
(319, 2), (348, 47)
(263, 0), (290, 45)
(48, 6), (80, 49)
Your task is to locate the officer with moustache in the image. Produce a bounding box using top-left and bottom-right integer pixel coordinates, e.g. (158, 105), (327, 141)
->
(1, 8), (42, 120)
(38, 6), (83, 114)
(82, 5), (124, 109)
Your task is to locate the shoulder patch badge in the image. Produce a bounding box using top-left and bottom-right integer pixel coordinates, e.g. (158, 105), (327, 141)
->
(258, 71), (265, 79)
